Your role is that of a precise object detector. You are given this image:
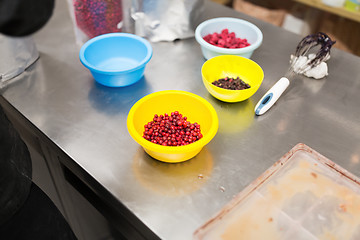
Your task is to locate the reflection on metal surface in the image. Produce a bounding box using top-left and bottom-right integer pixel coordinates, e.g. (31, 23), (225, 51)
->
(302, 77), (326, 94)
(132, 147), (213, 196)
(316, 104), (360, 135)
(351, 153), (360, 164)
(276, 118), (289, 133)
(216, 99), (254, 134)
(87, 77), (152, 115)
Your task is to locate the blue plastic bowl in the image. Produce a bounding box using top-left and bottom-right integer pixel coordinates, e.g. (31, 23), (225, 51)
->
(79, 33), (153, 87)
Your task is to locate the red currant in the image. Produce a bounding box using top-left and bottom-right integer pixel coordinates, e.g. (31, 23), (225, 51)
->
(143, 111), (203, 146)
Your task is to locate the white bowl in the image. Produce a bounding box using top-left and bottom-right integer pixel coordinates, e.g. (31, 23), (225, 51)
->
(195, 17), (263, 60)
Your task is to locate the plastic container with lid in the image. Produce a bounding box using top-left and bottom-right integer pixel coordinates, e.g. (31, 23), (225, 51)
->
(194, 143), (360, 240)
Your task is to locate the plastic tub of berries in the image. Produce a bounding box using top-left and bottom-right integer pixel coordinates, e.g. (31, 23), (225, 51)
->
(201, 55), (264, 102)
(195, 17), (263, 60)
(127, 90), (218, 163)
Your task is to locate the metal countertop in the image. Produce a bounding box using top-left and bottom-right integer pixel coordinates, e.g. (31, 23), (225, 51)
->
(1, 0), (360, 239)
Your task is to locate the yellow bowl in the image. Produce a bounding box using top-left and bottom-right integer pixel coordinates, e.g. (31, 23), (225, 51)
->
(127, 90), (219, 163)
(201, 55), (264, 102)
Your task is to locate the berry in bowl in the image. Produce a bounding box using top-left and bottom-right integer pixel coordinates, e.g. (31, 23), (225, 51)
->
(203, 29), (250, 49)
(127, 90), (218, 163)
(195, 17), (263, 59)
(143, 111), (203, 147)
(201, 55), (264, 103)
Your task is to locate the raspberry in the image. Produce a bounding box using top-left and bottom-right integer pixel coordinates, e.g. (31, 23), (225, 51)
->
(203, 28), (250, 49)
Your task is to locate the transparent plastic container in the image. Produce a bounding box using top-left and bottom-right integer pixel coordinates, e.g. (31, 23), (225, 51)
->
(66, 0), (123, 44)
(194, 143), (360, 240)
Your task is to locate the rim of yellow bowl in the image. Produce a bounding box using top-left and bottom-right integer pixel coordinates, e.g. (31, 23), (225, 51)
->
(127, 90), (219, 154)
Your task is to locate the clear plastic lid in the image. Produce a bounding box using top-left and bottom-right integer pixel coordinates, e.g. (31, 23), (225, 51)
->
(194, 143), (360, 240)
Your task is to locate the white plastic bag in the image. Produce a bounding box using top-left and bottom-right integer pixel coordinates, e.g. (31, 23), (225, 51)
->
(129, 0), (204, 42)
(0, 35), (39, 87)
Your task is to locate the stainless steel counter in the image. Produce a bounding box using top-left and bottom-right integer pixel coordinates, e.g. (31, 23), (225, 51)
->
(1, 0), (360, 239)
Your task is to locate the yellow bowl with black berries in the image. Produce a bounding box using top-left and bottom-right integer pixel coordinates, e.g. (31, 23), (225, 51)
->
(201, 55), (264, 102)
